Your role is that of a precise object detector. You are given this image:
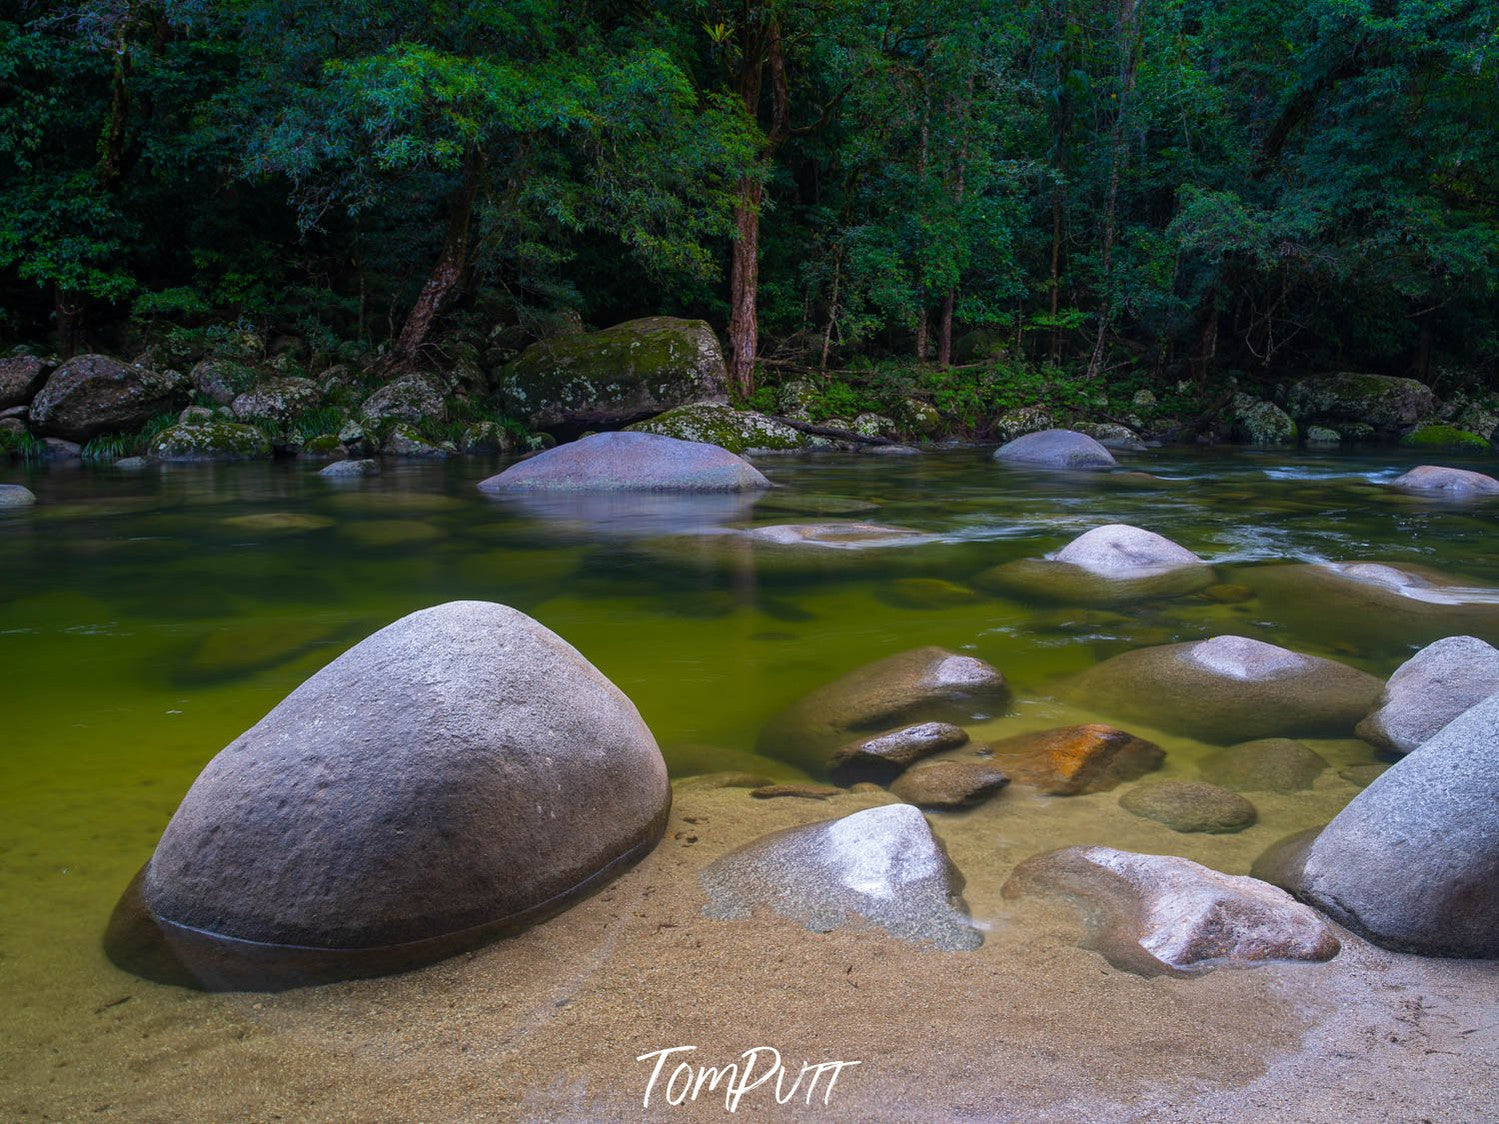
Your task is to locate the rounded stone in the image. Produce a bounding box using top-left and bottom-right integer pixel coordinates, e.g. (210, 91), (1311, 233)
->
(478, 431), (770, 493)
(1356, 636), (1499, 754)
(1199, 738), (1327, 793)
(1391, 465), (1499, 496)
(30, 354), (189, 442)
(319, 458), (380, 478)
(123, 601), (670, 990)
(993, 428), (1117, 469)
(1051, 524), (1203, 572)
(0, 483), (37, 507)
(1119, 780), (1257, 834)
(889, 761), (1010, 810)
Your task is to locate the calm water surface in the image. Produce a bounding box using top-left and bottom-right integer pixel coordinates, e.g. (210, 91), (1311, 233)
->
(2, 444), (1497, 1032)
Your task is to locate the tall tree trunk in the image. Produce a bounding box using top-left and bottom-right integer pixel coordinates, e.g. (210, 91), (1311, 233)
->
(55, 286), (85, 358)
(393, 153), (482, 363)
(728, 176), (763, 396)
(1048, 183), (1065, 363)
(937, 290), (956, 369)
(915, 311), (930, 363)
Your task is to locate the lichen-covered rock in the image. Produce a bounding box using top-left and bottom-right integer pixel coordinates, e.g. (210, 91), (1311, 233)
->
(1259, 691), (1499, 958)
(30, 355), (189, 442)
(178, 405), (215, 427)
(1304, 425), (1341, 446)
(699, 804), (981, 950)
(987, 724), (1164, 794)
(896, 397), (941, 436)
(459, 421), (515, 455)
(148, 421), (272, 462)
(359, 373), (447, 426)
(1398, 423), (1492, 453)
(851, 412), (896, 439)
(479, 431), (768, 493)
(0, 483), (37, 507)
(1004, 847), (1339, 976)
(994, 428), (1117, 469)
(758, 647), (1009, 773)
(1075, 422), (1147, 451)
(626, 403), (807, 453)
(992, 406), (1054, 444)
(300, 434), (343, 459)
(384, 423), (451, 459)
(1284, 372), (1437, 437)
(1066, 635), (1384, 743)
(319, 458), (380, 478)
(1391, 465), (1499, 495)
(1199, 738), (1327, 793)
(1227, 394), (1297, 445)
(890, 761), (1010, 810)
(0, 355), (50, 409)
(189, 358), (258, 406)
(497, 316), (728, 431)
(231, 378), (321, 425)
(111, 601), (670, 990)
(775, 379), (818, 422)
(1356, 636), (1499, 754)
(1119, 780), (1257, 834)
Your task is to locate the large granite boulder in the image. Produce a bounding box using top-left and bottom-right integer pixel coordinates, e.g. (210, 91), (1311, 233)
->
(359, 373), (446, 426)
(1390, 465), (1499, 495)
(478, 432), (769, 493)
(993, 428), (1116, 469)
(1259, 691), (1499, 957)
(1356, 636), (1499, 754)
(109, 601), (670, 990)
(976, 524), (1212, 606)
(148, 421), (272, 462)
(29, 354), (189, 441)
(1004, 847), (1340, 976)
(1284, 372), (1437, 438)
(0, 355), (50, 409)
(699, 804), (981, 950)
(1066, 635), (1383, 743)
(497, 317), (728, 433)
(231, 378), (322, 425)
(757, 647), (1009, 773)
(626, 403), (807, 454)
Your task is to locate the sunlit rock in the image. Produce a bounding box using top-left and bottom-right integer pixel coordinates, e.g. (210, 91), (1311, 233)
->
(1118, 780), (1257, 834)
(986, 724), (1163, 795)
(1357, 636), (1499, 754)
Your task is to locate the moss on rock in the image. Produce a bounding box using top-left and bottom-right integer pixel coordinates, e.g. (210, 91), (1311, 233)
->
(625, 403), (807, 453)
(1398, 423), (1493, 453)
(149, 420), (272, 461)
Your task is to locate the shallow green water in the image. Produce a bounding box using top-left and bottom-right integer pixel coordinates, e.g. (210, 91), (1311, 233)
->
(1, 444), (1497, 1018)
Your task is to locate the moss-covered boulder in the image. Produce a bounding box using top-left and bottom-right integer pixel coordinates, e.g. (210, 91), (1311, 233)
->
(1284, 372), (1437, 437)
(993, 406), (1054, 443)
(385, 423), (452, 458)
(1226, 394), (1296, 445)
(1398, 423), (1492, 453)
(460, 420), (516, 454)
(626, 403), (807, 453)
(30, 355), (189, 442)
(149, 420), (272, 462)
(496, 316), (728, 432)
(189, 358), (258, 406)
(231, 378), (322, 425)
(359, 373), (446, 426)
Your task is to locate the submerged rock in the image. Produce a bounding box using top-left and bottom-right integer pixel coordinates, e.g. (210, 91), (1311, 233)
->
(742, 522), (931, 550)
(977, 524), (1211, 607)
(987, 724), (1164, 795)
(1199, 738), (1327, 793)
(699, 804), (982, 950)
(1259, 691), (1499, 958)
(875, 577), (983, 610)
(0, 483), (37, 507)
(626, 403), (807, 453)
(1391, 465), (1499, 495)
(993, 428), (1116, 469)
(1119, 780), (1257, 834)
(1005, 846), (1339, 976)
(111, 601), (670, 990)
(1356, 636), (1499, 755)
(1066, 635), (1383, 743)
(498, 316), (728, 432)
(758, 647), (1009, 773)
(829, 722), (970, 782)
(889, 761), (1010, 810)
(478, 432), (769, 493)
(30, 354), (189, 442)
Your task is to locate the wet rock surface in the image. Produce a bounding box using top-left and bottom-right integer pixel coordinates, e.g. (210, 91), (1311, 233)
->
(987, 724), (1164, 794)
(889, 761), (1010, 810)
(699, 804), (982, 950)
(993, 428), (1117, 469)
(478, 431), (770, 493)
(829, 722), (970, 782)
(1391, 465), (1499, 495)
(1118, 780), (1258, 834)
(319, 458), (381, 478)
(0, 483), (37, 506)
(1356, 635), (1499, 754)
(1005, 846), (1340, 976)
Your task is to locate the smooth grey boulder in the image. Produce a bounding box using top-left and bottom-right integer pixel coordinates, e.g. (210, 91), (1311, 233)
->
(1391, 465), (1499, 496)
(29, 354), (189, 442)
(1066, 635), (1383, 743)
(829, 722), (970, 782)
(319, 458), (381, 478)
(699, 804), (982, 950)
(889, 761), (1010, 810)
(0, 483), (37, 507)
(1356, 636), (1499, 754)
(758, 647), (1010, 773)
(116, 601), (670, 990)
(0, 355), (50, 409)
(993, 428), (1117, 469)
(1199, 738), (1327, 793)
(478, 431), (770, 493)
(1004, 846), (1340, 976)
(1262, 691), (1499, 957)
(1118, 780), (1257, 834)
(976, 524), (1212, 606)
(1052, 524), (1202, 572)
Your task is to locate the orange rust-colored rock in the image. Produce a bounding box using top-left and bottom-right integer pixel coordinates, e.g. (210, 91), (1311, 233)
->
(987, 724), (1163, 795)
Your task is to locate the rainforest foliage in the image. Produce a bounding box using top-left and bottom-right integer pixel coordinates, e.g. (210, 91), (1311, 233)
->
(2, 0), (1497, 395)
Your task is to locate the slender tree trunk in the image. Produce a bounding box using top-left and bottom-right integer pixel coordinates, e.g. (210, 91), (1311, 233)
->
(728, 176), (763, 396)
(819, 248), (842, 371)
(1048, 184), (1065, 363)
(98, 26), (132, 190)
(915, 311), (930, 363)
(393, 153), (482, 362)
(55, 286), (85, 358)
(937, 289), (956, 368)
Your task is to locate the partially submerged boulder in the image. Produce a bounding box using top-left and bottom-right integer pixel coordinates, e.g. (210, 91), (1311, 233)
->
(889, 761), (1010, 810)
(148, 421), (272, 462)
(0, 483), (37, 507)
(699, 804), (982, 950)
(1118, 780), (1257, 834)
(1005, 846), (1340, 976)
(1390, 465), (1499, 495)
(976, 525), (1211, 606)
(29, 354), (189, 442)
(478, 432), (770, 493)
(1284, 372), (1437, 437)
(758, 647), (1010, 773)
(1066, 635), (1383, 743)
(1356, 636), (1499, 754)
(1199, 738), (1327, 793)
(1398, 423), (1491, 453)
(993, 428), (1117, 469)
(1259, 691), (1499, 958)
(108, 601), (670, 990)
(628, 403), (807, 453)
(829, 722), (969, 783)
(497, 316), (728, 432)
(319, 458), (380, 478)
(986, 724), (1164, 795)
